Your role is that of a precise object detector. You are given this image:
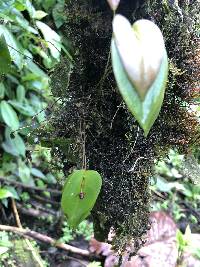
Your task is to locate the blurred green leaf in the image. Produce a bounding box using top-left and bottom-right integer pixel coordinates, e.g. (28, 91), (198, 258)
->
(4, 186), (19, 199)
(0, 82), (5, 99)
(18, 159), (33, 185)
(0, 188), (14, 199)
(36, 179), (46, 188)
(45, 173), (57, 184)
(0, 100), (19, 131)
(0, 34), (12, 74)
(0, 0), (15, 12)
(52, 0), (66, 28)
(41, 0), (56, 12)
(25, 59), (47, 77)
(31, 167), (45, 179)
(33, 10), (48, 19)
(0, 25), (23, 68)
(16, 84), (25, 102)
(9, 100), (35, 116)
(14, 1), (26, 11)
(2, 127), (25, 157)
(36, 20), (61, 59)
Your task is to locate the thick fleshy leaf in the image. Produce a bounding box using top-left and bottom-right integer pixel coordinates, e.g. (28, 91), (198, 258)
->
(112, 15), (166, 99)
(107, 0), (120, 11)
(0, 34), (12, 74)
(111, 39), (168, 136)
(61, 170), (102, 229)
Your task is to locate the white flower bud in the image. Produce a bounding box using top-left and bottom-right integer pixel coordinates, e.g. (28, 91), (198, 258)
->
(112, 14), (166, 99)
(107, 0), (120, 11)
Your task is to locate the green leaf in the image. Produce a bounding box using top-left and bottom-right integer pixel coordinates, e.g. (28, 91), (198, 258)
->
(33, 10), (48, 20)
(16, 85), (25, 102)
(41, 0), (56, 12)
(0, 231), (13, 254)
(2, 127), (25, 157)
(0, 0), (15, 13)
(111, 39), (168, 136)
(18, 160), (33, 185)
(26, 59), (47, 77)
(0, 25), (23, 69)
(14, 1), (26, 11)
(52, 1), (66, 28)
(9, 100), (35, 117)
(0, 188), (14, 199)
(31, 168), (45, 179)
(10, 10), (38, 34)
(36, 20), (61, 59)
(0, 82), (5, 99)
(0, 100), (19, 131)
(0, 34), (12, 74)
(4, 186), (19, 200)
(45, 173), (57, 184)
(61, 170), (102, 229)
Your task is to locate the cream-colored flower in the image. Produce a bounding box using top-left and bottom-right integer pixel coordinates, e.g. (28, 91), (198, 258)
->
(113, 15), (166, 99)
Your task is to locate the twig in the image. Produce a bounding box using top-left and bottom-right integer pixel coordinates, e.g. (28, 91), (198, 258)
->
(0, 225), (90, 257)
(33, 195), (60, 206)
(11, 199), (22, 228)
(16, 203), (55, 218)
(151, 190), (166, 201)
(0, 177), (61, 195)
(11, 199), (44, 267)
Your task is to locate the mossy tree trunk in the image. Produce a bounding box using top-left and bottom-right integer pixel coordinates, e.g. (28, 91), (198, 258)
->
(49, 0), (199, 253)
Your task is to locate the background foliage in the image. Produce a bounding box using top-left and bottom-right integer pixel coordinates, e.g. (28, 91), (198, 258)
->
(0, 0), (66, 204)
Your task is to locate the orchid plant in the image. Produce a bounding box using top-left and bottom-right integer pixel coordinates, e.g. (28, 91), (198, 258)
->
(110, 1), (169, 136)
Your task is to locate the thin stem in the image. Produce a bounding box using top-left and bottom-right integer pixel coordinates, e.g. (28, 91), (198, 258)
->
(128, 156), (147, 173)
(123, 126), (140, 163)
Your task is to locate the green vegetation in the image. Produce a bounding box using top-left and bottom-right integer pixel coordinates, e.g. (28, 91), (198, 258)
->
(0, 0), (63, 202)
(60, 220), (93, 243)
(0, 0), (199, 266)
